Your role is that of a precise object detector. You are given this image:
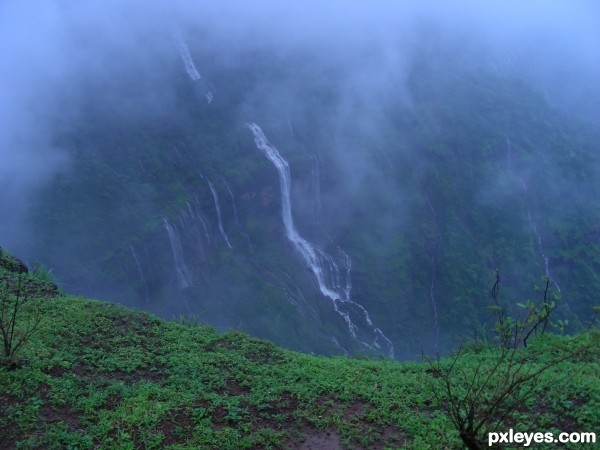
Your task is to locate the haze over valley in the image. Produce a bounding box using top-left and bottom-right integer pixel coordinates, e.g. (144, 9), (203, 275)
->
(2, 0), (600, 359)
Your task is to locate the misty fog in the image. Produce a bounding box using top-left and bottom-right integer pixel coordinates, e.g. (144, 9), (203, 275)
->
(1, 0), (599, 358)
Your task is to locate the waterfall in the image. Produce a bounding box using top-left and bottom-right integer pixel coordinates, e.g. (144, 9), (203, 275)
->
(310, 154), (321, 224)
(163, 217), (193, 289)
(265, 268), (320, 324)
(130, 244), (150, 303)
(423, 191), (440, 352)
(221, 176), (239, 226)
(247, 123), (339, 300)
(181, 199), (211, 243)
(172, 28), (214, 104)
(208, 180), (233, 249)
(191, 195), (212, 242)
(172, 29), (201, 81)
(331, 337), (349, 356)
(429, 252), (440, 352)
(340, 249), (352, 301)
(247, 122), (394, 358)
(506, 138), (562, 294)
(287, 118), (295, 138)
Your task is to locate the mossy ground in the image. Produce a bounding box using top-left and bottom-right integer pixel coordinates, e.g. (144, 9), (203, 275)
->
(0, 268), (598, 449)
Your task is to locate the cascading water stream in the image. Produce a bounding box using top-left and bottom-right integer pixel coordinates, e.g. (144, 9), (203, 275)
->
(130, 244), (150, 303)
(340, 249), (352, 302)
(208, 180), (233, 249)
(505, 138), (562, 294)
(423, 191), (441, 352)
(221, 176), (239, 226)
(287, 118), (295, 138)
(247, 122), (394, 357)
(265, 268), (320, 324)
(172, 28), (201, 81)
(247, 123), (344, 300)
(172, 28), (214, 103)
(429, 251), (440, 352)
(163, 217), (193, 289)
(310, 154), (322, 224)
(331, 337), (350, 356)
(182, 199), (211, 242)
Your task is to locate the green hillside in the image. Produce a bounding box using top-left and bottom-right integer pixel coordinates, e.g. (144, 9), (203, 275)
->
(17, 43), (600, 359)
(1, 253), (598, 449)
(3, 4), (600, 448)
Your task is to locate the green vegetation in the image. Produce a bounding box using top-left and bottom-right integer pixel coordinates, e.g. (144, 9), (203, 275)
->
(0, 251), (60, 365)
(424, 334), (598, 450)
(425, 271), (596, 449)
(1, 275), (45, 362)
(0, 249), (28, 275)
(23, 49), (600, 358)
(1, 253), (598, 449)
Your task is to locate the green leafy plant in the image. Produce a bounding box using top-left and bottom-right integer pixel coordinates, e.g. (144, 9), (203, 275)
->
(31, 262), (55, 284)
(489, 270), (559, 349)
(0, 248), (28, 274)
(0, 275), (44, 365)
(173, 313), (203, 327)
(425, 271), (586, 450)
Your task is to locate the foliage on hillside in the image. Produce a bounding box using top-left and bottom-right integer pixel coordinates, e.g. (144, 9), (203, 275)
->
(1, 259), (598, 449)
(19, 38), (600, 358)
(0, 249), (28, 275)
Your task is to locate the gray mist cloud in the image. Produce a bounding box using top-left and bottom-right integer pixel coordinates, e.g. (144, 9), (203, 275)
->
(1, 0), (599, 251)
(0, 1), (72, 245)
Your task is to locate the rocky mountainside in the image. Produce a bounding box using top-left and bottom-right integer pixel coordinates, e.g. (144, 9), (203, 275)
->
(4, 4), (600, 359)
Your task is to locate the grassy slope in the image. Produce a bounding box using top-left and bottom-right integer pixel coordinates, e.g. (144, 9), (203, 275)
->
(1, 270), (599, 449)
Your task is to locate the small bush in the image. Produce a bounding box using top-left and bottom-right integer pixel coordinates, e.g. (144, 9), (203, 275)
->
(31, 262), (55, 284)
(425, 271), (589, 449)
(0, 275), (44, 366)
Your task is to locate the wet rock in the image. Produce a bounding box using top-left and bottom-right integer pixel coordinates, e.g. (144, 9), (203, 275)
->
(0, 247), (28, 274)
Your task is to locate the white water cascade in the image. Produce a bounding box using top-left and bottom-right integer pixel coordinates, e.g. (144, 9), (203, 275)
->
(310, 154), (322, 224)
(221, 176), (239, 226)
(181, 198), (211, 243)
(163, 217), (193, 289)
(208, 181), (233, 249)
(172, 28), (214, 103)
(429, 251), (440, 351)
(423, 191), (441, 352)
(505, 138), (562, 294)
(130, 244), (150, 303)
(247, 122), (394, 357)
(172, 29), (201, 81)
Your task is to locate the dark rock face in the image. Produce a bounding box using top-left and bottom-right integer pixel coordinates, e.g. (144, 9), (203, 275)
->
(0, 248), (60, 297)
(0, 272), (60, 298)
(0, 247), (28, 274)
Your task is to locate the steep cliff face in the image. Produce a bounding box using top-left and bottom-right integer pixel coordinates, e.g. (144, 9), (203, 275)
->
(6, 15), (598, 359)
